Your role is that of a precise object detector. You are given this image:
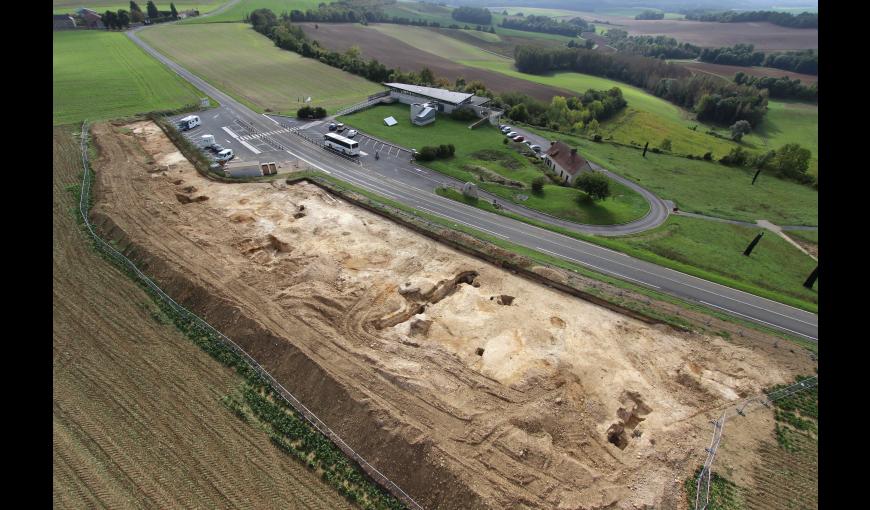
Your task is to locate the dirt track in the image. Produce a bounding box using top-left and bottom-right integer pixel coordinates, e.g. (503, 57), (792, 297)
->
(88, 121), (816, 509)
(299, 23), (575, 102)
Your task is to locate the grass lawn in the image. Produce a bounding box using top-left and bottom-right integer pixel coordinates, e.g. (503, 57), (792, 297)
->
(53, 0), (222, 14)
(437, 188), (817, 311)
(53, 30), (205, 125)
(339, 104), (649, 225)
(183, 0), (330, 23)
(139, 22), (382, 115)
(531, 128), (818, 226)
(752, 100), (819, 176)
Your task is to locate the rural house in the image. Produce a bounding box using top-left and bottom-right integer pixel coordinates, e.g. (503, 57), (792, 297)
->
(53, 14), (77, 30)
(544, 141), (592, 185)
(76, 8), (104, 29)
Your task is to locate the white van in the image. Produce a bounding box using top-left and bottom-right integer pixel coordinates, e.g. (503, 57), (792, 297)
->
(216, 148), (234, 162)
(178, 115), (201, 131)
(199, 134), (215, 148)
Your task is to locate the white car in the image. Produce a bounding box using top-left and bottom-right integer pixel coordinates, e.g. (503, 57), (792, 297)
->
(506, 131), (518, 138)
(529, 144), (543, 153)
(346, 129), (358, 138)
(216, 148), (235, 162)
(501, 126), (512, 134)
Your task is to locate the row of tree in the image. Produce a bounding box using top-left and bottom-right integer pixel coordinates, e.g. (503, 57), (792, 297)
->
(720, 144), (813, 184)
(451, 6), (492, 25)
(604, 30), (701, 59)
(514, 45), (769, 126)
(683, 10), (818, 29)
(735, 73), (817, 102)
(634, 10), (664, 20)
(101, 1), (179, 28)
(703, 44), (819, 77)
(500, 14), (590, 37)
(502, 88), (627, 134)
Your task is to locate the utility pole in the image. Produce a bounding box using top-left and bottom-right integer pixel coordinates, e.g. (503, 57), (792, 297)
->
(743, 231), (764, 256)
(803, 265), (818, 289)
(642, 141), (649, 158)
(751, 168), (762, 185)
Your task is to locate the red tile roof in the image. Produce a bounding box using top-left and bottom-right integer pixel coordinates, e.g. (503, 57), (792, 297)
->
(545, 141), (589, 176)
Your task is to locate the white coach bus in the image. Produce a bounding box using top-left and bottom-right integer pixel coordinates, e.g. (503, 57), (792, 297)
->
(323, 132), (360, 156)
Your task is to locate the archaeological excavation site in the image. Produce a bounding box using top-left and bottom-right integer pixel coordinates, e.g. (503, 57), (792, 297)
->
(87, 121), (817, 510)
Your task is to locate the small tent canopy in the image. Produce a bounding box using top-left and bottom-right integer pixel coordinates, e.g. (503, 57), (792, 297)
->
(384, 116), (398, 126)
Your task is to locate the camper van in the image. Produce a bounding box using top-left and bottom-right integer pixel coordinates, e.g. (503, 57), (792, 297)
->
(199, 134), (215, 148)
(178, 115), (201, 131)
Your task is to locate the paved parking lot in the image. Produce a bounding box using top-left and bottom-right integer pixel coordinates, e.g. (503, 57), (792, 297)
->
(169, 108), (289, 163)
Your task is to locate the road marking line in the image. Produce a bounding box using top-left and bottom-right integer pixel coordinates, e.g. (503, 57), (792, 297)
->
(221, 126), (261, 154)
(415, 206), (509, 239)
(536, 247), (660, 289)
(263, 113), (280, 125)
(699, 301), (817, 341)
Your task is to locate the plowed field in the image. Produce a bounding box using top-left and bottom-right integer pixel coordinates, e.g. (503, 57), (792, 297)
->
(53, 124), (354, 509)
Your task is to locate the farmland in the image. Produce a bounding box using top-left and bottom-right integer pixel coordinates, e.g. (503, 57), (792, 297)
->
(52, 125), (355, 509)
(677, 60), (818, 85)
(139, 22), (382, 114)
(298, 23), (575, 102)
(339, 103), (650, 225)
(53, 0), (222, 14)
(53, 30), (205, 125)
(183, 0), (330, 23)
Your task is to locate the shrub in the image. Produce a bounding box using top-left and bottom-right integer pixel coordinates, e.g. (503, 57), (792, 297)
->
(730, 119), (752, 141)
(593, 134), (602, 142)
(297, 105), (327, 119)
(450, 107), (478, 121)
(415, 146), (437, 161)
(703, 151), (713, 160)
(531, 176), (546, 193)
(503, 137), (509, 144)
(575, 171), (611, 201)
(659, 138), (672, 151)
(651, 147), (661, 153)
(720, 146), (749, 166)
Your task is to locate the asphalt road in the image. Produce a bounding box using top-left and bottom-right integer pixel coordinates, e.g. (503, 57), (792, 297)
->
(126, 27), (818, 342)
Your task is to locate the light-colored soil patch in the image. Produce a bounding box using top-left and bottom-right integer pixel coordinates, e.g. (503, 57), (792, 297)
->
(90, 120), (816, 509)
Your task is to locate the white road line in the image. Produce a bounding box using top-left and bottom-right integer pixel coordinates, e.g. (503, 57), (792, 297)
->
(537, 247), (660, 289)
(416, 206), (509, 239)
(263, 113), (280, 126)
(221, 126), (261, 155)
(699, 301), (817, 341)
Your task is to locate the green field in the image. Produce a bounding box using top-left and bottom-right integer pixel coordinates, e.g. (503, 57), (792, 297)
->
(533, 128), (818, 226)
(139, 22), (382, 114)
(53, 0), (222, 14)
(339, 104), (649, 225)
(786, 230), (818, 245)
(437, 186), (817, 311)
(183, 0), (329, 23)
(53, 31), (205, 125)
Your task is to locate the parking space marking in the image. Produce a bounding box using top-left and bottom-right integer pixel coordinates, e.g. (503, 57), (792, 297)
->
(221, 126), (261, 155)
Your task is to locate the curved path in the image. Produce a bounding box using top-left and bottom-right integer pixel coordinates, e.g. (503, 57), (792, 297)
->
(126, 24), (818, 342)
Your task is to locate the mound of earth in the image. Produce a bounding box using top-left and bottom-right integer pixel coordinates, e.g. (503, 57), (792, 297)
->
(88, 120), (815, 509)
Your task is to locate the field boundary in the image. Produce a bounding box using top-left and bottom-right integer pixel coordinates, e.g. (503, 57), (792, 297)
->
(77, 121), (423, 510)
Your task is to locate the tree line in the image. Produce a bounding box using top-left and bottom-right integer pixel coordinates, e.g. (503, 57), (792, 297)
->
(604, 29), (701, 59)
(100, 2), (181, 28)
(451, 6), (492, 25)
(700, 44), (818, 75)
(683, 10), (818, 29)
(514, 45), (768, 126)
(734, 73), (817, 102)
(248, 9), (625, 137)
(635, 10), (664, 20)
(500, 14), (590, 37)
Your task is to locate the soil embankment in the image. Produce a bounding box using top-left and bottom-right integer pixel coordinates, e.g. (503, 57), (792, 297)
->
(88, 120), (816, 509)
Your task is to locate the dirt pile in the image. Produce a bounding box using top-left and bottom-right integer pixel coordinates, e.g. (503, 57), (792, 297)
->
(89, 120), (815, 509)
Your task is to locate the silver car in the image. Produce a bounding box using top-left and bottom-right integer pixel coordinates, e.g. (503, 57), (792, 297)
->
(346, 129), (358, 138)
(501, 126), (512, 134)
(506, 131), (518, 138)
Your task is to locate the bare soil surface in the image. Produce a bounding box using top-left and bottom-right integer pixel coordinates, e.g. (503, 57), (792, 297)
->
(577, 15), (817, 51)
(677, 61), (817, 84)
(298, 23), (575, 102)
(88, 120), (817, 509)
(52, 125), (356, 509)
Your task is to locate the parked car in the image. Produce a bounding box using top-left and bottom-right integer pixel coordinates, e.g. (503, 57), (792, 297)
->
(513, 135), (525, 143)
(336, 123), (345, 131)
(209, 144), (224, 154)
(501, 126), (512, 134)
(328, 122), (337, 131)
(506, 131), (518, 138)
(498, 124), (508, 130)
(529, 144), (543, 153)
(216, 148), (235, 162)
(346, 129), (358, 138)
